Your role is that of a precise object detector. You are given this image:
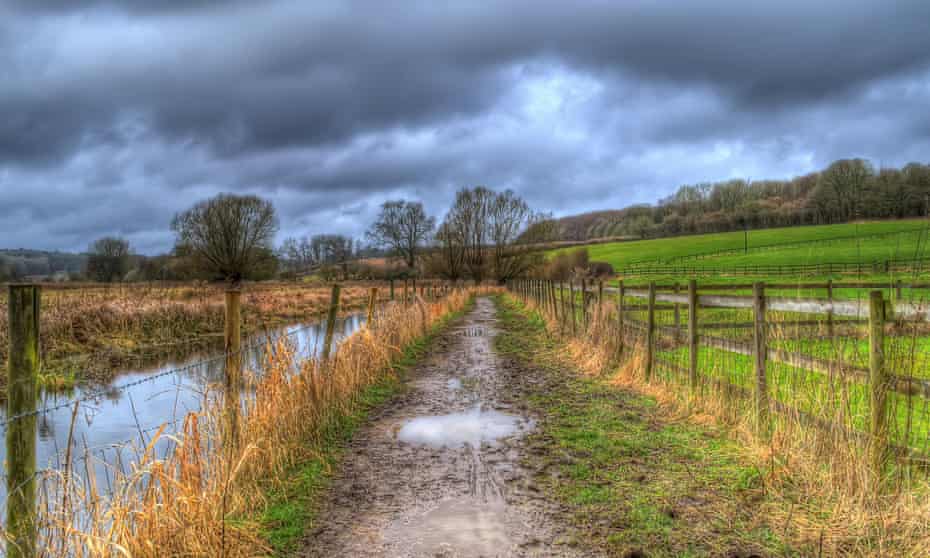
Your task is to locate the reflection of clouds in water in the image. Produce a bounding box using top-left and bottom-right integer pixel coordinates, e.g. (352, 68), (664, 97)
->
(397, 406), (532, 448)
(0, 313), (366, 504)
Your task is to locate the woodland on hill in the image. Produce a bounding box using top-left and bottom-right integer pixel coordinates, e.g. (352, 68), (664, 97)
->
(551, 158), (930, 241)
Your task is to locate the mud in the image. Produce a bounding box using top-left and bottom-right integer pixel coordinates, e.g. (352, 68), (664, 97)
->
(302, 297), (594, 557)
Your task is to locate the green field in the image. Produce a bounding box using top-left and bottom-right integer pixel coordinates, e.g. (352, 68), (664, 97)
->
(549, 219), (930, 272)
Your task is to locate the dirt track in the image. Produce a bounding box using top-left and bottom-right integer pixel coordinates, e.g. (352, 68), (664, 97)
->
(301, 297), (594, 557)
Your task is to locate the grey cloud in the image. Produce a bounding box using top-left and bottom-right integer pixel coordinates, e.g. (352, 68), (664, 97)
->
(1, 0), (929, 253)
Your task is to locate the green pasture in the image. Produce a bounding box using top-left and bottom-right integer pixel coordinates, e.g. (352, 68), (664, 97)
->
(655, 344), (930, 452)
(548, 219), (928, 269)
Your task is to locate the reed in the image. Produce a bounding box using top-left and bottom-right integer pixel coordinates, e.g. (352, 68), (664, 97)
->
(0, 282), (378, 388)
(10, 285), (497, 556)
(514, 286), (930, 556)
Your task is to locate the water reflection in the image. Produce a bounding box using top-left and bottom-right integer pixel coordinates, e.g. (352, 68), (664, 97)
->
(0, 313), (365, 504)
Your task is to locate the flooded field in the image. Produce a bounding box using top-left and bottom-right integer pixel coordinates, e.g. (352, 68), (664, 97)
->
(0, 313), (365, 504)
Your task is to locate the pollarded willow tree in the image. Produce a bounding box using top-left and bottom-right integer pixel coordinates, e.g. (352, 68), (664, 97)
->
(171, 193), (279, 284)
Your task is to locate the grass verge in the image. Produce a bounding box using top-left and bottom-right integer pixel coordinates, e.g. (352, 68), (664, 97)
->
(495, 294), (801, 557)
(254, 297), (475, 555)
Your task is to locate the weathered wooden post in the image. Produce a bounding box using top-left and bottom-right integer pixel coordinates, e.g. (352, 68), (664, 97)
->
(7, 285), (39, 558)
(549, 280), (559, 321)
(895, 280), (902, 301)
(321, 284), (341, 361)
(597, 280), (604, 322)
(367, 287), (378, 325)
(869, 290), (889, 490)
(617, 280), (625, 356)
(645, 281), (656, 381)
(224, 289), (242, 449)
(569, 281), (578, 335)
(826, 279), (834, 338)
(752, 282), (769, 436)
(580, 278), (588, 331)
(688, 279), (699, 395)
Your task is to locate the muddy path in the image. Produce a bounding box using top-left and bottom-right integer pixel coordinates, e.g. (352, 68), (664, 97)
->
(301, 297), (594, 557)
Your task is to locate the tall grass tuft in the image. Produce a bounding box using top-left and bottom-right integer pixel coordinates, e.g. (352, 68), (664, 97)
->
(9, 285), (498, 556)
(516, 288), (930, 556)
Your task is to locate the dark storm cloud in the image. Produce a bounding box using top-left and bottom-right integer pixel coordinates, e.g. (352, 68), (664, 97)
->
(1, 0), (929, 253)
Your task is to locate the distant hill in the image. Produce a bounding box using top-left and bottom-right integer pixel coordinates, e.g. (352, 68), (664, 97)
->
(549, 158), (930, 243)
(0, 249), (87, 280)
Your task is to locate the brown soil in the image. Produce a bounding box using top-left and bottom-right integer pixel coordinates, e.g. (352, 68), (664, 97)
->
(301, 297), (596, 557)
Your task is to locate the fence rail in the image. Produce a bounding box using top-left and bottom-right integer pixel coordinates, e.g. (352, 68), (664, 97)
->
(640, 226), (929, 265)
(2, 280), (459, 554)
(617, 255), (930, 277)
(508, 277), (930, 492)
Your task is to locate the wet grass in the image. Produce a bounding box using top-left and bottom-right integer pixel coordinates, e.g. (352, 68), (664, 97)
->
(548, 219), (927, 268)
(254, 297), (476, 555)
(495, 295), (803, 557)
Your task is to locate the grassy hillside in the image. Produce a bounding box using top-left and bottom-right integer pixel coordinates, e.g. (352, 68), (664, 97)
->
(549, 219), (929, 270)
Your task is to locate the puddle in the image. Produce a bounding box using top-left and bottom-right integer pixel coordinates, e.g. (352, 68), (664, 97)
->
(396, 407), (532, 448)
(446, 378), (463, 390)
(385, 496), (516, 557)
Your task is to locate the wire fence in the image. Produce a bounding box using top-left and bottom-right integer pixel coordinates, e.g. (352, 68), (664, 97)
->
(510, 277), (930, 490)
(638, 226), (929, 265)
(617, 255), (930, 277)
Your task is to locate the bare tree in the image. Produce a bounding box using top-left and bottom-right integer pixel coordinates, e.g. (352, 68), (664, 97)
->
(430, 221), (467, 280)
(819, 159), (874, 221)
(280, 236), (316, 274)
(86, 236), (131, 282)
(488, 191), (547, 282)
(171, 193), (279, 284)
(366, 200), (435, 269)
(438, 187), (543, 283)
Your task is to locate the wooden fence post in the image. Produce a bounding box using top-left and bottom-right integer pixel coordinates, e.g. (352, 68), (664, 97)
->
(224, 289), (242, 450)
(688, 279), (699, 395)
(617, 280), (625, 356)
(826, 279), (834, 338)
(367, 287), (378, 325)
(752, 282), (769, 436)
(580, 279), (588, 331)
(321, 284), (341, 360)
(597, 280), (604, 322)
(645, 282), (656, 382)
(548, 280), (558, 321)
(569, 281), (577, 335)
(673, 282), (681, 342)
(7, 285), (39, 558)
(869, 290), (889, 490)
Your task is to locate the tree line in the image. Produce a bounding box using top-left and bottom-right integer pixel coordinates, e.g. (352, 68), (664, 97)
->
(552, 159), (930, 241)
(2, 186), (550, 284)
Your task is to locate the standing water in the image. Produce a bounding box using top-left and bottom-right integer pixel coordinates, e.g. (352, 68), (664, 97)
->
(0, 313), (366, 504)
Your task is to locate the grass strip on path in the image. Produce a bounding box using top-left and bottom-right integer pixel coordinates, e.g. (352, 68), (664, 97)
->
(252, 298), (475, 556)
(495, 294), (804, 557)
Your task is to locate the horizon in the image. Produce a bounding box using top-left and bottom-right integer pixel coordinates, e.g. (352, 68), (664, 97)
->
(2, 1), (930, 255)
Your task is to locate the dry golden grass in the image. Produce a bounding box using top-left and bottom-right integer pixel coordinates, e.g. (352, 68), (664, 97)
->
(0, 282), (382, 384)
(519, 291), (930, 557)
(17, 286), (499, 557)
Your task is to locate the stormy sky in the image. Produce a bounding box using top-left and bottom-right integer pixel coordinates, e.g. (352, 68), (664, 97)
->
(2, 1), (929, 254)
